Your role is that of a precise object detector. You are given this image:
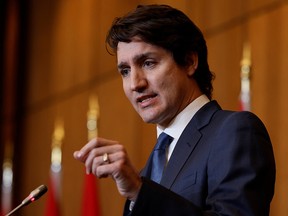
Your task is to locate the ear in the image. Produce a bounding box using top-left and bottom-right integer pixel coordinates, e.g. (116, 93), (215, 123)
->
(186, 52), (198, 76)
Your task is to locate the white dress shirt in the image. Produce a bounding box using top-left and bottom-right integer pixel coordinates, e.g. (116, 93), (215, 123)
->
(156, 94), (210, 160)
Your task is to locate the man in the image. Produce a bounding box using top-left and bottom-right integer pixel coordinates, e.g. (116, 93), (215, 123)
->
(74, 4), (275, 216)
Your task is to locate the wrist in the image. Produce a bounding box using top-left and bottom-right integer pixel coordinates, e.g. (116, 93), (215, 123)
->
(129, 179), (142, 202)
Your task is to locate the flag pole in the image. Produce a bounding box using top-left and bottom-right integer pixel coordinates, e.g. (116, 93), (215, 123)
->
(240, 42), (252, 111)
(87, 95), (99, 140)
(81, 95), (101, 216)
(1, 142), (14, 215)
(44, 118), (64, 216)
(50, 118), (64, 193)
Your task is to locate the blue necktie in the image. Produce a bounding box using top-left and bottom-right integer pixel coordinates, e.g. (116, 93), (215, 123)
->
(150, 132), (173, 183)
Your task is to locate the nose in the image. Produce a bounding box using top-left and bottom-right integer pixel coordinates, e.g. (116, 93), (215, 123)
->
(130, 68), (147, 92)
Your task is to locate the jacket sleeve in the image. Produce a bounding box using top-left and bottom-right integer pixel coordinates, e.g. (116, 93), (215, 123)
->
(204, 111), (275, 216)
(125, 177), (204, 216)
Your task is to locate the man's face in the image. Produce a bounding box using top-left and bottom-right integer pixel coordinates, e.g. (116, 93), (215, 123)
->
(117, 38), (199, 128)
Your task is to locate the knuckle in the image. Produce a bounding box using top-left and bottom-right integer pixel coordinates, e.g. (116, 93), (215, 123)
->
(116, 144), (125, 152)
(114, 158), (125, 170)
(118, 151), (125, 159)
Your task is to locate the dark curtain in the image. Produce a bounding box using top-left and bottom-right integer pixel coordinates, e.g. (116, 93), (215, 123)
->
(0, 0), (29, 213)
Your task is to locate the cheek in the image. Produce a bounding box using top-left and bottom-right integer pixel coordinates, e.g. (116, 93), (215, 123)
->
(159, 75), (177, 94)
(122, 81), (133, 102)
(160, 76), (183, 104)
(122, 82), (128, 95)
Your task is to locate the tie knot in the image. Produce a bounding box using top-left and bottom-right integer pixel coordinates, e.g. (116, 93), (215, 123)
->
(155, 132), (173, 150)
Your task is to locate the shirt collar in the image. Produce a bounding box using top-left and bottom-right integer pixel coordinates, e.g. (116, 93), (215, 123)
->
(157, 94), (210, 139)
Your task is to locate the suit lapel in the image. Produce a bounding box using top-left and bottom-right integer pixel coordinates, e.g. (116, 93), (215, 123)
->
(161, 100), (221, 188)
(160, 121), (201, 188)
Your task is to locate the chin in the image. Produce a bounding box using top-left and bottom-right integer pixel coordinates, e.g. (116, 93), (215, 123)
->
(140, 115), (157, 124)
(138, 109), (164, 124)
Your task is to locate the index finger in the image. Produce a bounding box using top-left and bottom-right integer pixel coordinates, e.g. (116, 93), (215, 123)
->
(74, 137), (118, 160)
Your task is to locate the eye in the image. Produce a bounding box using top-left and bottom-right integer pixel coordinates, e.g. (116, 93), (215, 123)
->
(119, 67), (130, 77)
(143, 60), (156, 68)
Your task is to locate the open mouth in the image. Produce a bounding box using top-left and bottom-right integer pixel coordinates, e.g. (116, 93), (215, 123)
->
(137, 94), (157, 103)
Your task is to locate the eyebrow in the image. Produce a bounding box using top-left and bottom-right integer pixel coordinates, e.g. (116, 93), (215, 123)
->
(117, 52), (156, 70)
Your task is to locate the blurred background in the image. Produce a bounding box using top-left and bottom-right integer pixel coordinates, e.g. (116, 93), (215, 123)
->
(1, 0), (287, 215)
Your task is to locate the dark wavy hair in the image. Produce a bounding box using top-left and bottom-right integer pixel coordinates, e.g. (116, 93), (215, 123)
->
(106, 4), (214, 99)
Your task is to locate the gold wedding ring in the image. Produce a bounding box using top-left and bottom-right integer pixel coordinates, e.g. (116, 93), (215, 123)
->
(102, 153), (109, 163)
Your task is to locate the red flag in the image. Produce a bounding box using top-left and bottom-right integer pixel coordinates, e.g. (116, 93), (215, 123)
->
(81, 173), (101, 216)
(44, 174), (60, 216)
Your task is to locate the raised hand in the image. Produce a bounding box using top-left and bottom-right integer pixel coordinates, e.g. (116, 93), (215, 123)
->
(73, 137), (142, 201)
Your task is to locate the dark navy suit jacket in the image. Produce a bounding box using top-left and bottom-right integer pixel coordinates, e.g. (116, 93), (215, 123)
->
(124, 101), (275, 216)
